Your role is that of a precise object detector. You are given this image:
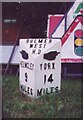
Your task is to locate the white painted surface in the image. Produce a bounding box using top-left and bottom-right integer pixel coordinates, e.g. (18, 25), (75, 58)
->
(46, 0), (83, 63)
(67, 0), (83, 28)
(0, 45), (19, 64)
(19, 38), (61, 98)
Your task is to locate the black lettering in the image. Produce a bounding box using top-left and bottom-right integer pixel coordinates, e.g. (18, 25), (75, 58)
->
(46, 88), (49, 94)
(50, 87), (54, 93)
(30, 39), (33, 43)
(30, 44), (33, 48)
(34, 39), (36, 43)
(27, 87), (30, 94)
(27, 87), (33, 95)
(21, 61), (34, 70)
(32, 49), (36, 54)
(25, 73), (28, 82)
(26, 39), (29, 43)
(37, 88), (42, 96)
(25, 63), (29, 68)
(55, 86), (59, 93)
(34, 44), (38, 48)
(39, 62), (55, 70)
(44, 63), (47, 70)
(52, 63), (55, 69)
(40, 64), (42, 70)
(44, 74), (46, 84)
(20, 85), (27, 92)
(39, 39), (43, 43)
(44, 74), (54, 84)
(30, 88), (33, 95)
(30, 63), (34, 69)
(43, 44), (46, 48)
(44, 39), (47, 43)
(48, 63), (51, 69)
(43, 88), (46, 95)
(39, 44), (42, 48)
(48, 74), (53, 83)
(38, 49), (41, 54)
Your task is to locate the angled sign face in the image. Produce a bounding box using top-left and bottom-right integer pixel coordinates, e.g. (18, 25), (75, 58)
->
(47, 15), (65, 38)
(19, 38), (61, 98)
(73, 2), (83, 19)
(47, 0), (83, 38)
(67, 0), (83, 28)
(61, 15), (83, 63)
(47, 0), (83, 63)
(61, 15), (83, 46)
(47, 15), (83, 63)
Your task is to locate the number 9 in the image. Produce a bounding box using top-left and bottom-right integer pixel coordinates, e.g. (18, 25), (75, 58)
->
(25, 72), (28, 82)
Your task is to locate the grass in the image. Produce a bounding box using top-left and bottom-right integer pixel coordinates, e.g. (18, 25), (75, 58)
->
(2, 75), (82, 118)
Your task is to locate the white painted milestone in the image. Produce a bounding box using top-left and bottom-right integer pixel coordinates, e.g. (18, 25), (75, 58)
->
(19, 38), (61, 98)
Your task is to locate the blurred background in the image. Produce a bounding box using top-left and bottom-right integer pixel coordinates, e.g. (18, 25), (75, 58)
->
(2, 2), (82, 78)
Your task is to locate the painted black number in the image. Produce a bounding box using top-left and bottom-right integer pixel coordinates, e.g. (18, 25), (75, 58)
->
(44, 74), (54, 84)
(25, 72), (28, 82)
(44, 74), (46, 84)
(48, 74), (53, 83)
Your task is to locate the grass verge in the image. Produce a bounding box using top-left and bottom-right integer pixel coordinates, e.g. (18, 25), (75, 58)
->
(2, 75), (82, 118)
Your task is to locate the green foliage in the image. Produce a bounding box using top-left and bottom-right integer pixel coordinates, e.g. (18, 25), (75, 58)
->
(2, 75), (82, 118)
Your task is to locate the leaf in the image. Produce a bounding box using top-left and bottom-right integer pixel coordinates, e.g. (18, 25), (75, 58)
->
(58, 101), (64, 111)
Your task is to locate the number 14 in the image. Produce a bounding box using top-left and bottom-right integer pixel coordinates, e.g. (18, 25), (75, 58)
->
(44, 74), (54, 84)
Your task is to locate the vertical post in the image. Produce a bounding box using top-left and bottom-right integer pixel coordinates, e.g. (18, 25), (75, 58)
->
(64, 66), (67, 79)
(4, 22), (23, 77)
(0, 1), (2, 119)
(64, 2), (67, 32)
